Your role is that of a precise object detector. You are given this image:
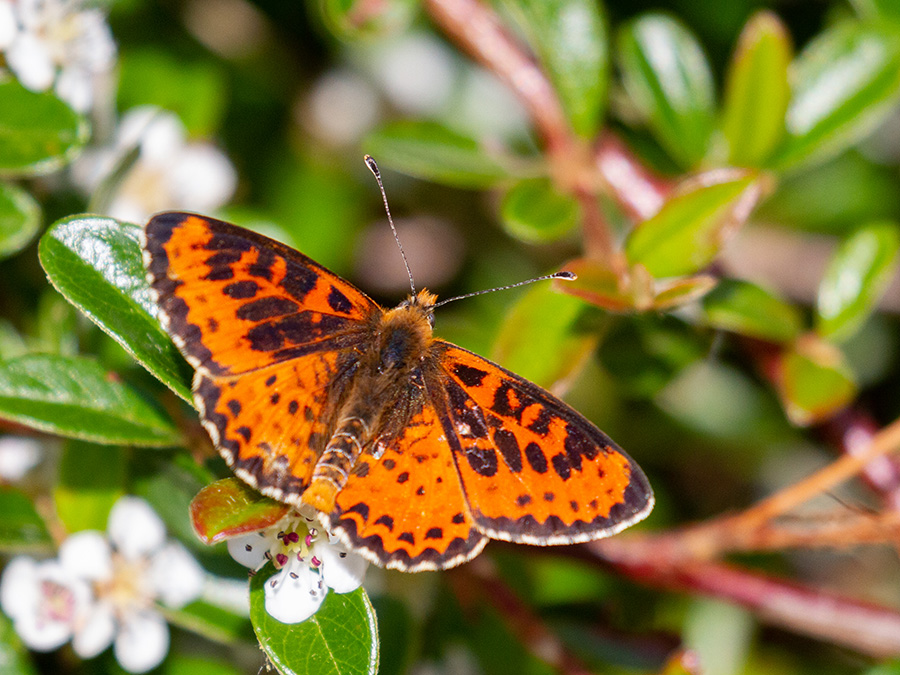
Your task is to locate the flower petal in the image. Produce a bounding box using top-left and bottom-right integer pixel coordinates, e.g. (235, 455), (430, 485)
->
(72, 602), (115, 658)
(264, 562), (326, 624)
(6, 33), (55, 92)
(59, 531), (113, 581)
(55, 66), (93, 113)
(226, 530), (273, 569)
(168, 144), (237, 211)
(0, 436), (43, 482)
(317, 540), (367, 594)
(148, 542), (205, 608)
(0, 557), (40, 620)
(114, 610), (169, 673)
(0, 1), (17, 50)
(108, 496), (166, 560)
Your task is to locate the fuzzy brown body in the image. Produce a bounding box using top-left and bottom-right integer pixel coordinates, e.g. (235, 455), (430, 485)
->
(143, 212), (654, 571)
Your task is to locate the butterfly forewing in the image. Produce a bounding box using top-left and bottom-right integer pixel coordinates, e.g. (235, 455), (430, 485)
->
(437, 343), (653, 544)
(143, 212), (378, 376)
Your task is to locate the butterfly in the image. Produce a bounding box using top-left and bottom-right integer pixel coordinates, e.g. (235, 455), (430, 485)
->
(142, 211), (654, 571)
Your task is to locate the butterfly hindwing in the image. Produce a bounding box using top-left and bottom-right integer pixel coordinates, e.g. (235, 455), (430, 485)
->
(326, 400), (488, 571)
(437, 343), (654, 544)
(143, 212), (378, 376)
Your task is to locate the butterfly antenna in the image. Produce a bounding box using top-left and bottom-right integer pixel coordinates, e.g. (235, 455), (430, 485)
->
(433, 271), (576, 309)
(365, 155), (416, 295)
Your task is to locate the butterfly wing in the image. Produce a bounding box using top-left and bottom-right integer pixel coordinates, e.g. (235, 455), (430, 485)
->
(324, 397), (488, 572)
(436, 342), (654, 544)
(143, 212), (378, 377)
(143, 212), (380, 502)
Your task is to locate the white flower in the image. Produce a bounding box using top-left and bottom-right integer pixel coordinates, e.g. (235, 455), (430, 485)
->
(0, 556), (92, 652)
(0, 0), (116, 113)
(72, 106), (237, 224)
(0, 496), (205, 674)
(0, 436), (43, 482)
(227, 508), (367, 624)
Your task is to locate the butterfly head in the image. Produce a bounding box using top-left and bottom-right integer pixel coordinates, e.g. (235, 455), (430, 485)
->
(397, 289), (438, 327)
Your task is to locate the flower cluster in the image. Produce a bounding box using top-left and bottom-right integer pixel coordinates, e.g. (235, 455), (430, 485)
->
(1, 497), (205, 673)
(72, 105), (238, 224)
(226, 507), (367, 624)
(0, 0), (116, 112)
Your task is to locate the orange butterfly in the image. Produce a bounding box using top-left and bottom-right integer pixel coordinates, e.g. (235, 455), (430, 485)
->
(143, 211), (653, 571)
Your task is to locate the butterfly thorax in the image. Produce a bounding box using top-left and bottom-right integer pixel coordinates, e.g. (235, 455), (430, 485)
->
(301, 289), (439, 514)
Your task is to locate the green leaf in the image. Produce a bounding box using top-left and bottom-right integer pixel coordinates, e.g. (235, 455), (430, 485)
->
(0, 353), (180, 446)
(617, 14), (716, 168)
(721, 11), (792, 166)
(364, 121), (517, 188)
(0, 182), (41, 259)
(816, 221), (900, 342)
(0, 77), (90, 176)
(701, 279), (803, 343)
(555, 258), (637, 312)
(625, 172), (762, 278)
(777, 336), (856, 426)
(190, 478), (290, 545)
(0, 487), (53, 554)
(500, 179), (579, 243)
(500, 0), (608, 137)
(492, 282), (600, 392)
(250, 564), (378, 675)
(39, 215), (193, 403)
(652, 275), (717, 310)
(54, 440), (126, 533)
(772, 23), (900, 170)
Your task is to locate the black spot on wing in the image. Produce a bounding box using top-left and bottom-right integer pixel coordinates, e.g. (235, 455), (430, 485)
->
(328, 285), (353, 313)
(236, 297), (299, 322)
(374, 515), (394, 531)
(452, 363), (488, 387)
(524, 442), (548, 474)
(223, 280), (259, 299)
(493, 429), (522, 473)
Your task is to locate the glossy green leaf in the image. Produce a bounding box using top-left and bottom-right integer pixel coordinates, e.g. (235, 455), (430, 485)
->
(0, 353), (180, 446)
(0, 77), (89, 176)
(39, 215), (193, 402)
(617, 14), (716, 167)
(493, 282), (600, 392)
(364, 121), (516, 187)
(653, 274), (717, 310)
(0, 487), (53, 553)
(500, 179), (579, 243)
(626, 172), (761, 278)
(0, 612), (37, 675)
(556, 258), (636, 312)
(701, 279), (803, 343)
(721, 11), (792, 166)
(816, 221), (900, 342)
(500, 0), (608, 137)
(773, 23), (900, 170)
(190, 478), (290, 545)
(0, 182), (41, 259)
(777, 336), (856, 426)
(54, 440), (126, 533)
(250, 564), (378, 675)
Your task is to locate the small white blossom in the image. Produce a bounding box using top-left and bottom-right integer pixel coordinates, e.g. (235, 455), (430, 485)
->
(227, 507), (367, 624)
(0, 436), (43, 482)
(0, 496), (205, 674)
(72, 106), (238, 224)
(0, 0), (116, 113)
